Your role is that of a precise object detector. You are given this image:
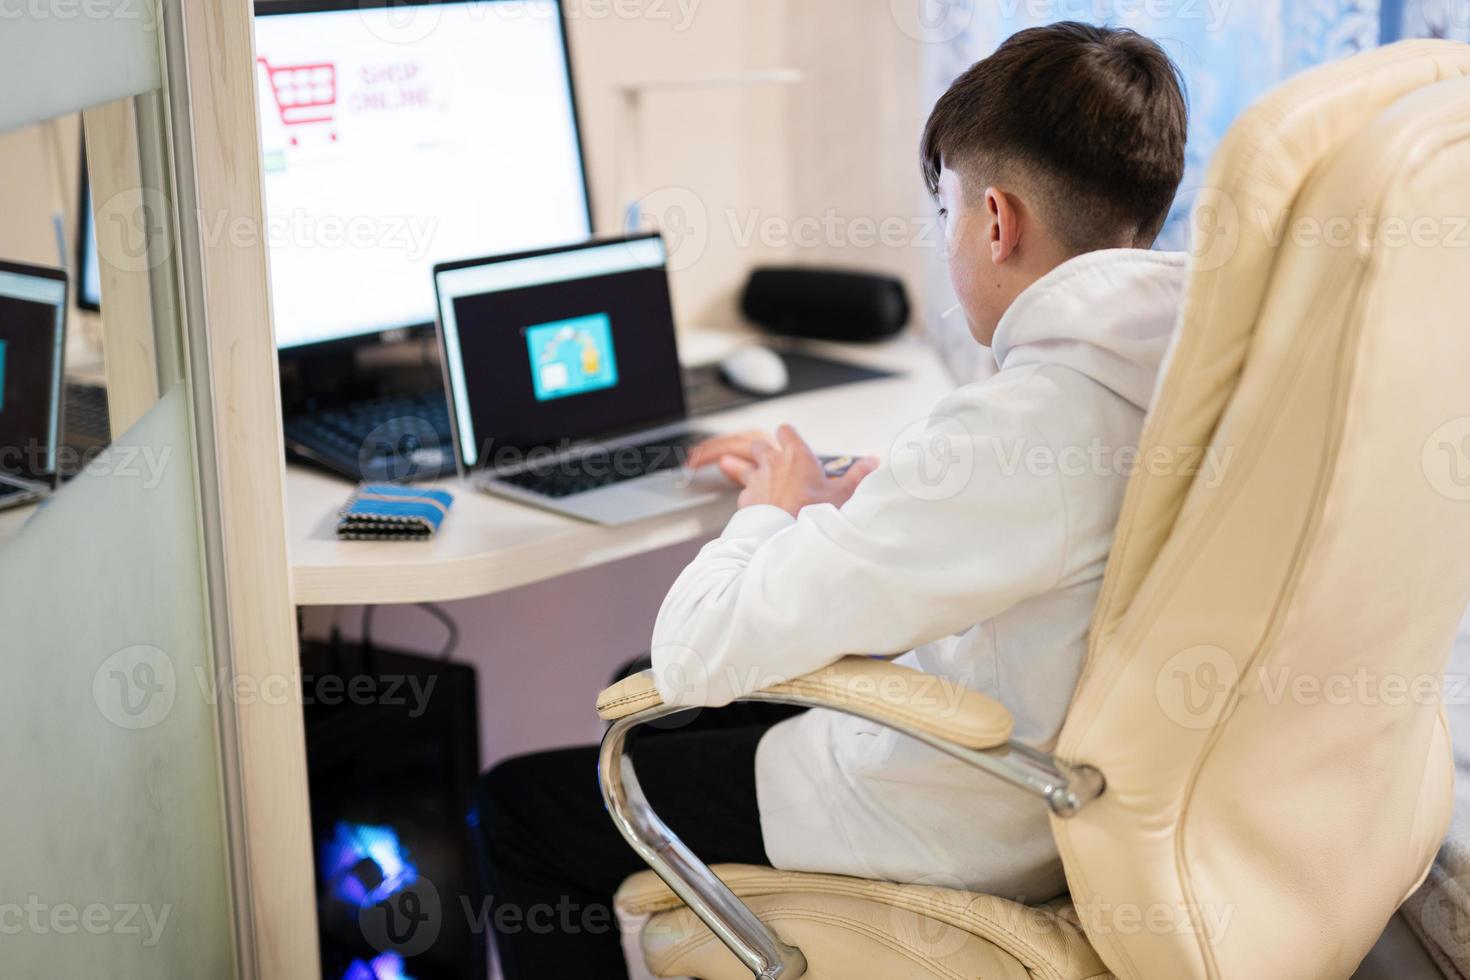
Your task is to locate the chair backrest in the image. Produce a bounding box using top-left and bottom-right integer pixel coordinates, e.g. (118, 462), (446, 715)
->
(1053, 41), (1470, 980)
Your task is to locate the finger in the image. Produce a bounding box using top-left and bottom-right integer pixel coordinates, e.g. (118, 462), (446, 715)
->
(776, 424), (806, 452)
(835, 456), (879, 492)
(687, 431), (773, 469)
(719, 455), (756, 486)
(751, 439), (773, 464)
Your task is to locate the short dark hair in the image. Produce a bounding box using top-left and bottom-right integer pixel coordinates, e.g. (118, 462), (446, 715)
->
(921, 22), (1188, 250)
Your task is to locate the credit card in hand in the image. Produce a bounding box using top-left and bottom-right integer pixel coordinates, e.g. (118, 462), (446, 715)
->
(819, 455), (861, 478)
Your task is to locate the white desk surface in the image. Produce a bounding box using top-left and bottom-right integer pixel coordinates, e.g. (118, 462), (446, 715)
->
(0, 326), (955, 606)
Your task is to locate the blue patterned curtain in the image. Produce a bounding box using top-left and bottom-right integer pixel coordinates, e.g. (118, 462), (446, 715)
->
(924, 0), (1470, 250)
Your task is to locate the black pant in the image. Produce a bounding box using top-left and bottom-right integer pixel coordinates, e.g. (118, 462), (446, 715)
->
(475, 701), (801, 978)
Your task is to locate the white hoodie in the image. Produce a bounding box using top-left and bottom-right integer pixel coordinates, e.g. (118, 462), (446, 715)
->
(651, 248), (1188, 898)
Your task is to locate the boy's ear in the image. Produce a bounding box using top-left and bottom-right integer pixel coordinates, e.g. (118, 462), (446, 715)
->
(985, 186), (1021, 265)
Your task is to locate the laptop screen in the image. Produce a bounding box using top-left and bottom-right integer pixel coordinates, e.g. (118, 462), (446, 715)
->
(435, 235), (686, 468)
(0, 262), (67, 485)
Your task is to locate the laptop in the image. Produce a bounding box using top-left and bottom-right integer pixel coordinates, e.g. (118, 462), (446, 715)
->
(0, 260), (67, 512)
(433, 234), (727, 525)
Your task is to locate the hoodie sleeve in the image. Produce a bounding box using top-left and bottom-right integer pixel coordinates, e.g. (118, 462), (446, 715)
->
(650, 377), (1071, 708)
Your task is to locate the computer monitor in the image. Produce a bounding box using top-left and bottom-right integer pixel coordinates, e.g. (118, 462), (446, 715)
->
(253, 0), (593, 352)
(75, 140), (102, 313)
(0, 261), (68, 488)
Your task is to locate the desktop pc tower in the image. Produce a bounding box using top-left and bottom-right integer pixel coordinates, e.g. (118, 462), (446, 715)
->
(301, 638), (485, 980)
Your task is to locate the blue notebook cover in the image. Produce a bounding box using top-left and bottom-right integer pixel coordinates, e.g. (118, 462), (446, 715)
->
(337, 484), (454, 541)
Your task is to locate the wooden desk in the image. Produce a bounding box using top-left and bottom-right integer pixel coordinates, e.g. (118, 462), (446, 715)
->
(287, 328), (952, 606)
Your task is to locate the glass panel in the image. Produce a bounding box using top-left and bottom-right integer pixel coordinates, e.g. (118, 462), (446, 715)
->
(0, 4), (161, 132)
(0, 3), (242, 974)
(0, 385), (235, 974)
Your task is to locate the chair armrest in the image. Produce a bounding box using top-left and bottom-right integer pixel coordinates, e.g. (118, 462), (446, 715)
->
(597, 655), (1013, 749)
(597, 656), (1105, 979)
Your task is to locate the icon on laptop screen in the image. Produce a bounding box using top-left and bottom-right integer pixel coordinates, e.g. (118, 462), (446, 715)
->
(525, 313), (619, 401)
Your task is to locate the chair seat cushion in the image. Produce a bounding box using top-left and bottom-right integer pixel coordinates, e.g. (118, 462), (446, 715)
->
(616, 865), (1110, 980)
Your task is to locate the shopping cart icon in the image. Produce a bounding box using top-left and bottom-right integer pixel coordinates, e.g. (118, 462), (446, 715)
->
(257, 57), (338, 146)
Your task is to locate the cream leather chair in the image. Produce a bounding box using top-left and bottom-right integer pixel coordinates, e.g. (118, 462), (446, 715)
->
(595, 40), (1470, 979)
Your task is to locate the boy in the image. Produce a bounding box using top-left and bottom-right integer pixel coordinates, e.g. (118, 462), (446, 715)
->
(478, 21), (1188, 977)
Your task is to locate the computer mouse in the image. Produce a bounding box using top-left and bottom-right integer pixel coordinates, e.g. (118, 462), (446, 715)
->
(719, 345), (789, 396)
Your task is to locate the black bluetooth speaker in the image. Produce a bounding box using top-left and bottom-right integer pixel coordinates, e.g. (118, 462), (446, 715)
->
(740, 266), (911, 343)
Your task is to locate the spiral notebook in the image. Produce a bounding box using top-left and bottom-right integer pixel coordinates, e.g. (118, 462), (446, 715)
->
(337, 484), (454, 541)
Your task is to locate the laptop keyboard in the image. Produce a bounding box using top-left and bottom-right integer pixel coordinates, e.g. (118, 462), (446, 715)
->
(496, 431), (707, 499)
(0, 481), (30, 502)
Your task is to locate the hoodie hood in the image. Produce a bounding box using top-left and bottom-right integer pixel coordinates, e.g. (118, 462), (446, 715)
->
(991, 248), (1187, 410)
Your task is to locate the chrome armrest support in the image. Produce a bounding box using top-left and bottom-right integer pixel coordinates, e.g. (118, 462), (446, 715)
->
(598, 689), (1105, 980)
(600, 703), (809, 980)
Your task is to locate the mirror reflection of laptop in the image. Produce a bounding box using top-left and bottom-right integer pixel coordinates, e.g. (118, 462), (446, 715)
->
(433, 233), (726, 525)
(0, 260), (67, 512)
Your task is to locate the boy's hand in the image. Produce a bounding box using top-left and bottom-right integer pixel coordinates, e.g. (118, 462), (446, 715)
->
(687, 430), (778, 486)
(732, 425), (878, 517)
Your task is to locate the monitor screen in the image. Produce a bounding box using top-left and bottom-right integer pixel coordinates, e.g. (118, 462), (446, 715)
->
(0, 263), (68, 484)
(435, 235), (685, 467)
(254, 0), (593, 350)
(76, 175), (103, 312)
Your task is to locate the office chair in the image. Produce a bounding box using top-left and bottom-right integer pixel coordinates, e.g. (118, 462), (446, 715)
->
(595, 40), (1470, 979)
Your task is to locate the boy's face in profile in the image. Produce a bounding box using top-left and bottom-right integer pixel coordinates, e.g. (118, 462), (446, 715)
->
(938, 166), (1007, 348)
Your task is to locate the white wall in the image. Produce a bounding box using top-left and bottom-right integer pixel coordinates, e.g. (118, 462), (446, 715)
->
(565, 0), (933, 327)
(0, 119), (74, 264)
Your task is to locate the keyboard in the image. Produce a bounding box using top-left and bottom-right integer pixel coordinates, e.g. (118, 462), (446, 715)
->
(284, 392), (456, 483)
(64, 382), (112, 446)
(495, 431), (707, 499)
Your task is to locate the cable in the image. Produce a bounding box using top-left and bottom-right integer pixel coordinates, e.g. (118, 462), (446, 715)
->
(417, 602), (460, 661)
(360, 602), (458, 661)
(361, 603), (376, 650)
